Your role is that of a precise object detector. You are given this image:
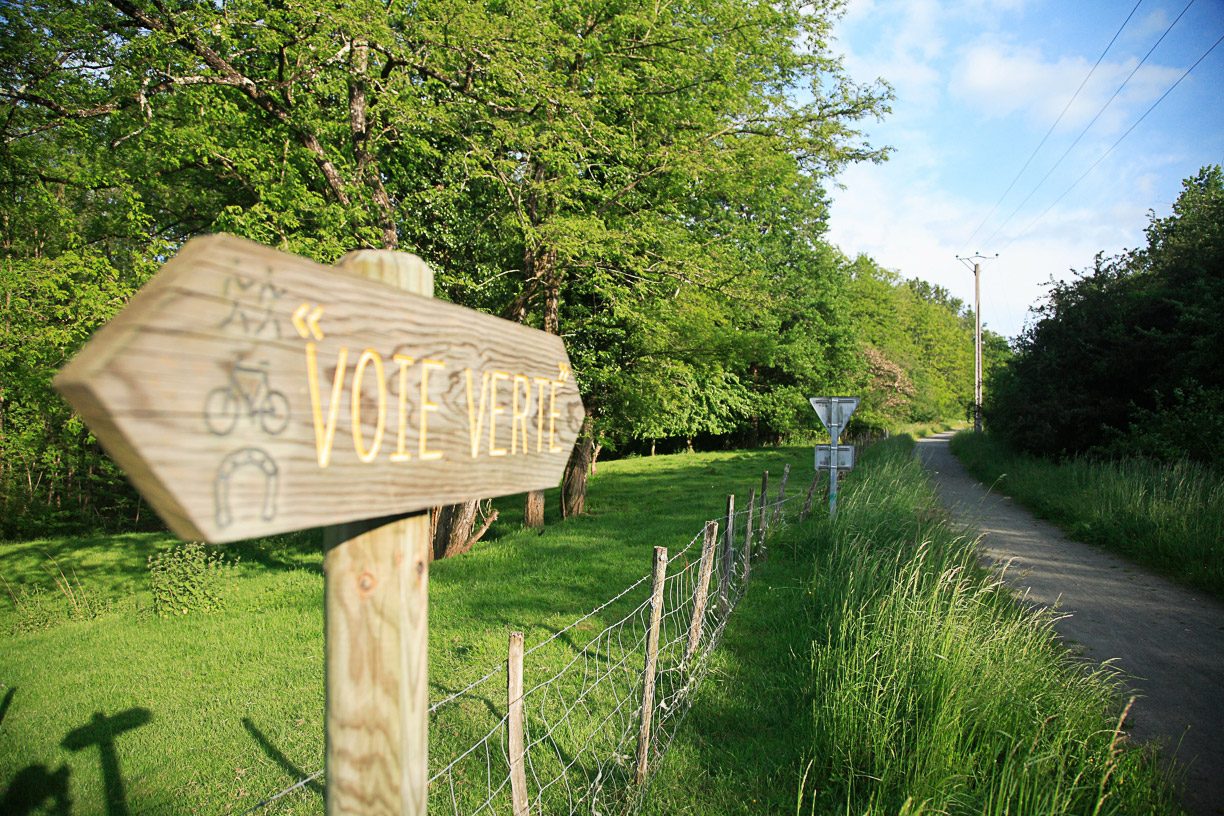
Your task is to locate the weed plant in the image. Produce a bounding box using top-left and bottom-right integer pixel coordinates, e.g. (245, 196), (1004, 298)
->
(950, 431), (1224, 599)
(147, 541), (239, 616)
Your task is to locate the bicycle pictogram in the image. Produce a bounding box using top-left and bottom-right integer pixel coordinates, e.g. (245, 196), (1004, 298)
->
(204, 356), (291, 436)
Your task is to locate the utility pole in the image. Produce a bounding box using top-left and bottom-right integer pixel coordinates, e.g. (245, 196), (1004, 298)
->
(956, 253), (997, 433)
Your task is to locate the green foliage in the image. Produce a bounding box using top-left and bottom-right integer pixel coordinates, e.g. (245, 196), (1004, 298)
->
(644, 438), (1180, 815)
(146, 542), (238, 616)
(952, 430), (1224, 600)
(985, 166), (1224, 463)
(2, 556), (109, 633)
(1, 0), (984, 535)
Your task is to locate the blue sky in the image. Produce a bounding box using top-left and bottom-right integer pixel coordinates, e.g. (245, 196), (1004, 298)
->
(824, 0), (1224, 339)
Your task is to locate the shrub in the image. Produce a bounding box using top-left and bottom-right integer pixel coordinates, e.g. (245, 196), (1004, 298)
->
(147, 541), (238, 616)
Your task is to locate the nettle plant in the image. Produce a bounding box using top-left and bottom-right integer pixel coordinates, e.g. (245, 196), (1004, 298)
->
(147, 542), (239, 616)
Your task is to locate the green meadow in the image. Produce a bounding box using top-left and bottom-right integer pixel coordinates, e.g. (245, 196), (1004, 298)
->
(1, 439), (1182, 814)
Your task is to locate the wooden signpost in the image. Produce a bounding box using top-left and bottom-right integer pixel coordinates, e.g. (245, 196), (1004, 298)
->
(55, 233), (585, 544)
(55, 234), (586, 815)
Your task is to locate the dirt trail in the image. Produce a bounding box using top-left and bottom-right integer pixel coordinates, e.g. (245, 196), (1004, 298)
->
(915, 432), (1224, 815)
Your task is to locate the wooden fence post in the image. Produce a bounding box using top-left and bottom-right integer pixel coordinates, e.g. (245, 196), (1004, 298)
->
(717, 495), (735, 617)
(800, 473), (820, 523)
(770, 464), (790, 527)
(636, 546), (668, 785)
(759, 471), (769, 537)
(508, 631), (530, 816)
(685, 522), (719, 665)
(324, 252), (431, 816)
(744, 488), (756, 565)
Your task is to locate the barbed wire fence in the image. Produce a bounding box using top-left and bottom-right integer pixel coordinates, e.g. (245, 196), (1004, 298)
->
(242, 462), (828, 816)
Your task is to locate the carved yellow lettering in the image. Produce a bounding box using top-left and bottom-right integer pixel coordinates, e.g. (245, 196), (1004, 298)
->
(306, 342), (348, 468)
(420, 360), (445, 461)
(391, 354), (414, 462)
(465, 368), (491, 458)
(512, 375), (530, 454)
(534, 377), (550, 452)
(488, 371), (509, 456)
(351, 349), (386, 463)
(549, 378), (563, 453)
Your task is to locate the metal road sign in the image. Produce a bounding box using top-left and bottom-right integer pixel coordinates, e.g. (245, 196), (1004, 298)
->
(809, 396), (860, 442)
(54, 234), (586, 543)
(815, 445), (855, 472)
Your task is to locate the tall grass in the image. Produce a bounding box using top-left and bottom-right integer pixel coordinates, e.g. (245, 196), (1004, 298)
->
(951, 431), (1224, 599)
(646, 437), (1182, 815)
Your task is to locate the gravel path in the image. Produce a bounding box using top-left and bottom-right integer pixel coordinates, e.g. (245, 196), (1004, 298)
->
(914, 432), (1224, 815)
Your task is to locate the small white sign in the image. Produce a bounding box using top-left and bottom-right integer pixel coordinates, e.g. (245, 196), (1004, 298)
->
(815, 444), (855, 471)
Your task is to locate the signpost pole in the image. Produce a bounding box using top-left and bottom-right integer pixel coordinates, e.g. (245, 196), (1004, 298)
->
(324, 251), (432, 816)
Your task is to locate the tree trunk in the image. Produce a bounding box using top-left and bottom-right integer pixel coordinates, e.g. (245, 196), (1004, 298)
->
(590, 444), (602, 475)
(524, 490), (545, 528)
(431, 500), (479, 561)
(562, 419), (594, 519)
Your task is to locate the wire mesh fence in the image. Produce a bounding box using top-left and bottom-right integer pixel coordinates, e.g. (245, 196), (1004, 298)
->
(245, 465), (822, 816)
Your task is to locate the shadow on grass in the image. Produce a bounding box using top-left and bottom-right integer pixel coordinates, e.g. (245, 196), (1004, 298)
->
(1, 763), (72, 815)
(61, 708), (153, 816)
(242, 718), (324, 797)
(4, 705), (155, 816)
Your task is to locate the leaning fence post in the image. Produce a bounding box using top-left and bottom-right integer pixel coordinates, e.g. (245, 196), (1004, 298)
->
(685, 522), (719, 665)
(744, 488), (756, 566)
(508, 631), (530, 816)
(717, 495), (735, 617)
(770, 463), (790, 527)
(635, 546), (668, 785)
(800, 473), (820, 523)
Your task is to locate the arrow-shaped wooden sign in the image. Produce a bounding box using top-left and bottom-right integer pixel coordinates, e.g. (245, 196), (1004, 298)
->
(55, 234), (585, 543)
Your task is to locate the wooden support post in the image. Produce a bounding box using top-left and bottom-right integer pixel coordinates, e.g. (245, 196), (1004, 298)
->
(759, 471), (769, 537)
(685, 522), (719, 665)
(770, 463), (790, 527)
(800, 473), (820, 523)
(508, 631), (530, 816)
(744, 488), (756, 564)
(324, 251), (432, 816)
(717, 495), (735, 617)
(635, 546), (668, 785)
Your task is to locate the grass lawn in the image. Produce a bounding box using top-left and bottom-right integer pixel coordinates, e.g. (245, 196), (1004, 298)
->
(1, 438), (1184, 815)
(1, 446), (805, 815)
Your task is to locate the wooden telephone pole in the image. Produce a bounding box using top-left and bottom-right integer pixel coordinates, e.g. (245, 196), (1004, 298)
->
(956, 253), (997, 433)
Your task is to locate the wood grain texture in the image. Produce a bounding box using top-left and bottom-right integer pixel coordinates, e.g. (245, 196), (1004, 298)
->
(685, 521), (718, 664)
(800, 473), (819, 523)
(635, 546), (668, 785)
(717, 495), (734, 618)
(325, 250), (431, 816)
(508, 631), (530, 816)
(744, 488), (756, 572)
(324, 513), (429, 816)
(770, 463), (790, 527)
(758, 471), (769, 534)
(53, 234), (585, 543)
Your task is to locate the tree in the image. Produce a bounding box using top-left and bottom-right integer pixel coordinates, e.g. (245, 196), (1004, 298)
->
(984, 166), (1224, 463)
(1, 0), (894, 537)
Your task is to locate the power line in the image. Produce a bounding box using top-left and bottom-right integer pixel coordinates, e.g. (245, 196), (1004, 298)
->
(999, 30), (1224, 252)
(980, 0), (1199, 249)
(959, 0), (1145, 252)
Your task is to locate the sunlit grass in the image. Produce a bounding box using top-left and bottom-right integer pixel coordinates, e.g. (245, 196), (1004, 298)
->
(951, 431), (1224, 599)
(644, 437), (1182, 815)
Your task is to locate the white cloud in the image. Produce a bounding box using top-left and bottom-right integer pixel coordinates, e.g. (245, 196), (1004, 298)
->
(949, 40), (1183, 134)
